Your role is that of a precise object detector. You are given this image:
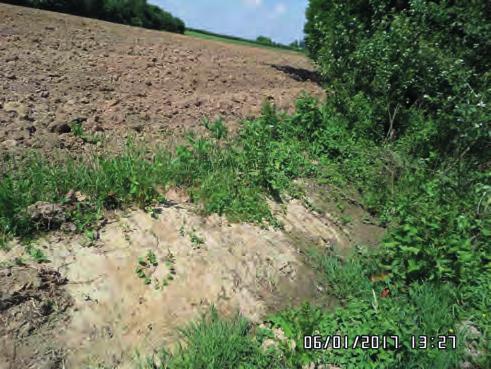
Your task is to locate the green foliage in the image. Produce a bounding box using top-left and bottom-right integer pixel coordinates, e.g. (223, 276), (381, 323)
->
(302, 0), (490, 288)
(2, 0), (185, 33)
(256, 36), (273, 46)
(304, 0), (490, 160)
(167, 105), (312, 223)
(378, 169), (490, 284)
(26, 244), (49, 263)
(0, 100), (311, 242)
(203, 117), (228, 140)
(298, 4), (491, 367)
(189, 229), (205, 247)
(0, 145), (170, 242)
(146, 250), (158, 267)
(139, 307), (282, 369)
(311, 251), (372, 301)
(270, 293), (462, 369)
(70, 118), (103, 144)
(266, 253), (466, 369)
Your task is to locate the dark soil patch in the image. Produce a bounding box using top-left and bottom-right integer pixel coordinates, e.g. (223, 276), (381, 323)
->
(0, 266), (71, 369)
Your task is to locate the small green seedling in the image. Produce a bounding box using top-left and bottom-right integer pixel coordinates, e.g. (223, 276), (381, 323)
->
(146, 250), (158, 267)
(136, 266), (146, 278)
(340, 215), (353, 226)
(27, 246), (49, 263)
(135, 250), (177, 290)
(70, 118), (103, 144)
(84, 229), (98, 245)
(71, 119), (85, 138)
(189, 230), (205, 247)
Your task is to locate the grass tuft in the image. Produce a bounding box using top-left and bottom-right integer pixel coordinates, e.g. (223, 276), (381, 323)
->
(138, 307), (281, 369)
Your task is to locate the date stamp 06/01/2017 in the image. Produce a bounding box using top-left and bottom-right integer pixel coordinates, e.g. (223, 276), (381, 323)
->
(303, 335), (457, 351)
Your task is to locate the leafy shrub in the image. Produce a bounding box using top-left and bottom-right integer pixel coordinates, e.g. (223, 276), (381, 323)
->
(304, 0), (490, 160)
(378, 169), (490, 284)
(302, 0), (490, 287)
(297, 4), (491, 367)
(256, 36), (274, 46)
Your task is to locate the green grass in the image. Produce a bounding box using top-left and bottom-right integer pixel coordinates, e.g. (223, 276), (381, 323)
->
(0, 144), (170, 244)
(138, 307), (283, 369)
(185, 29), (304, 53)
(0, 100), (313, 244)
(266, 275), (465, 369)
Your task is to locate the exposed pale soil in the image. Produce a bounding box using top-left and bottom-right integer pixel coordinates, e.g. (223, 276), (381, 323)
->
(0, 3), (324, 157)
(0, 193), (383, 368)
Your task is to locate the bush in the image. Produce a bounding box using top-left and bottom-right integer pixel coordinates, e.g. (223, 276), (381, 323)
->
(256, 36), (274, 46)
(294, 3), (491, 366)
(302, 0), (490, 287)
(304, 0), (490, 160)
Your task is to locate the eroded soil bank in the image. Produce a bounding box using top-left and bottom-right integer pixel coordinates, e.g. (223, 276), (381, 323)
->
(1, 190), (383, 368)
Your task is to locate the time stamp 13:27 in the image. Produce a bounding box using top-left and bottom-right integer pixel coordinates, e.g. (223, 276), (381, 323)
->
(303, 335), (457, 350)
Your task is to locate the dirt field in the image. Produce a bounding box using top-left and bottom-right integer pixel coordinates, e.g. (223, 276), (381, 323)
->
(0, 3), (323, 156)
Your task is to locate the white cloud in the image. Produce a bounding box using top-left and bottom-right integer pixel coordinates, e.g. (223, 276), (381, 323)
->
(242, 0), (263, 7)
(274, 3), (287, 15)
(267, 2), (287, 19)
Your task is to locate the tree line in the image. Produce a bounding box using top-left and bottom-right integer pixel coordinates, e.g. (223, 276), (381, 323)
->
(1, 0), (185, 33)
(256, 36), (305, 51)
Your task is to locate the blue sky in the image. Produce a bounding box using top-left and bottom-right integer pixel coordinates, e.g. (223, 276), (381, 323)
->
(150, 0), (309, 44)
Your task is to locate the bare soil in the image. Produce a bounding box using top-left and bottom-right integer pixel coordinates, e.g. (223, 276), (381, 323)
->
(0, 266), (71, 369)
(0, 3), (324, 156)
(1, 194), (383, 368)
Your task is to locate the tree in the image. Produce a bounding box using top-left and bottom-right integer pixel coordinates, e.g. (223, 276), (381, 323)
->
(288, 39), (305, 50)
(256, 36), (273, 45)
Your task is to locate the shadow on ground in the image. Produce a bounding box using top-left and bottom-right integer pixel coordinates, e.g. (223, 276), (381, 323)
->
(268, 64), (323, 86)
